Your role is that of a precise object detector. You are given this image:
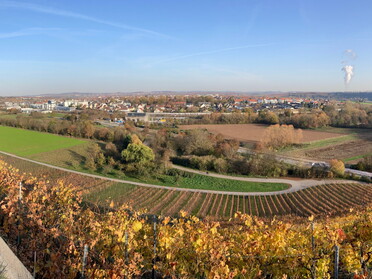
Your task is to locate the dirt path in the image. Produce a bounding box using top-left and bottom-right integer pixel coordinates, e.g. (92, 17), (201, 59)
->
(0, 150), (363, 196)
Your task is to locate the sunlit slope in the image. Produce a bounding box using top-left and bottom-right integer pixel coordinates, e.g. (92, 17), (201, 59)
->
(0, 126), (84, 156)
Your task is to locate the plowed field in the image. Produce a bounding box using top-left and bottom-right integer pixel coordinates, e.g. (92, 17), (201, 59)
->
(179, 124), (344, 143)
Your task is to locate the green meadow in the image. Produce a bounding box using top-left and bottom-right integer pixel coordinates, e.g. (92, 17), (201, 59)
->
(0, 126), (84, 156)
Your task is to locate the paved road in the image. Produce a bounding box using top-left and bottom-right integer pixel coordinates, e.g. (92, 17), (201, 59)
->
(238, 147), (372, 179)
(0, 150), (363, 196)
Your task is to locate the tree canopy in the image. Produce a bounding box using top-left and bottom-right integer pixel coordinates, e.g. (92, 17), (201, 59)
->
(121, 143), (155, 163)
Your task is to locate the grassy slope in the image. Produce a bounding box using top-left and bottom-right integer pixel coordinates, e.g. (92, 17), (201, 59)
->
(277, 135), (354, 156)
(29, 142), (93, 169)
(0, 126), (84, 156)
(296, 134), (356, 150)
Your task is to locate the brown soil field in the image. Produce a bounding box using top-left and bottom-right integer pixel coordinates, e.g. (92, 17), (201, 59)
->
(180, 124), (344, 143)
(287, 130), (372, 162)
(300, 140), (372, 161)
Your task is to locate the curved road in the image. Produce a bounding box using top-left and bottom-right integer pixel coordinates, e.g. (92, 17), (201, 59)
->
(238, 147), (372, 179)
(0, 150), (364, 196)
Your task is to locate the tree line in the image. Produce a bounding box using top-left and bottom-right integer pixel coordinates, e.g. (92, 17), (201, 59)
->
(182, 103), (372, 128)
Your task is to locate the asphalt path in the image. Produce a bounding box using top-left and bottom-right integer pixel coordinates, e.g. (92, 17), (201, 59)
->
(0, 150), (364, 196)
(238, 147), (372, 178)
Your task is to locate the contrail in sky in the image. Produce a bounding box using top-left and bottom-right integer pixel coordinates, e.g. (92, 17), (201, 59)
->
(0, 27), (62, 39)
(0, 1), (170, 38)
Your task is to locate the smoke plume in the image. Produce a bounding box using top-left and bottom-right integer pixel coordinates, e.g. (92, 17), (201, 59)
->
(342, 65), (354, 85)
(341, 49), (356, 87)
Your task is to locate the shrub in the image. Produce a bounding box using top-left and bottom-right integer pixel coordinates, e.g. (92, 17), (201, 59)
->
(213, 158), (228, 173)
(189, 155), (215, 171)
(330, 159), (345, 177)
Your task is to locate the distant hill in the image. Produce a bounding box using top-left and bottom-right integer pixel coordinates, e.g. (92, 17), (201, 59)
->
(24, 91), (372, 100)
(27, 91), (273, 98)
(287, 92), (372, 101)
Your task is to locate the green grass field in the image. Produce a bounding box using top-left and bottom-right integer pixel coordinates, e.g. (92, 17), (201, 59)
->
(279, 131), (357, 153)
(0, 126), (84, 156)
(137, 172), (289, 192)
(300, 134), (357, 150)
(344, 154), (371, 162)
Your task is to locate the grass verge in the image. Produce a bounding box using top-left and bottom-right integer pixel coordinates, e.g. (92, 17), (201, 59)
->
(281, 134), (356, 153)
(344, 154), (371, 162)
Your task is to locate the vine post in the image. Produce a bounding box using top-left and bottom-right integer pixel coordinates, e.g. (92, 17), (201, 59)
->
(311, 221), (316, 279)
(334, 245), (339, 279)
(33, 251), (37, 278)
(81, 244), (89, 279)
(124, 230), (129, 265)
(152, 215), (158, 279)
(17, 182), (22, 252)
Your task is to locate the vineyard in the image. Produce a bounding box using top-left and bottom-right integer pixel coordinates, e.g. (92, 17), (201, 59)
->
(87, 182), (372, 218)
(1, 154), (371, 219)
(0, 159), (371, 278)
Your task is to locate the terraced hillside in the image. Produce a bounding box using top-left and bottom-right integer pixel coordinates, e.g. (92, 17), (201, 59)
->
(1, 154), (371, 219)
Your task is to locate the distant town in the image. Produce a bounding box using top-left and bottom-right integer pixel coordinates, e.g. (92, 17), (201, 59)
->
(1, 92), (371, 124)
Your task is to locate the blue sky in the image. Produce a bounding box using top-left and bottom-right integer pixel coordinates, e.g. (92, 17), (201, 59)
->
(0, 0), (371, 95)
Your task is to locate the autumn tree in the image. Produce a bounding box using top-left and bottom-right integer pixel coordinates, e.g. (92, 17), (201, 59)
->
(80, 121), (94, 138)
(288, 111), (330, 128)
(85, 155), (96, 171)
(104, 142), (118, 158)
(121, 143), (155, 163)
(121, 136), (155, 164)
(177, 129), (214, 156)
(213, 157), (228, 173)
(330, 159), (345, 176)
(257, 124), (303, 151)
(214, 139), (239, 158)
(96, 152), (106, 169)
(257, 111), (279, 124)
